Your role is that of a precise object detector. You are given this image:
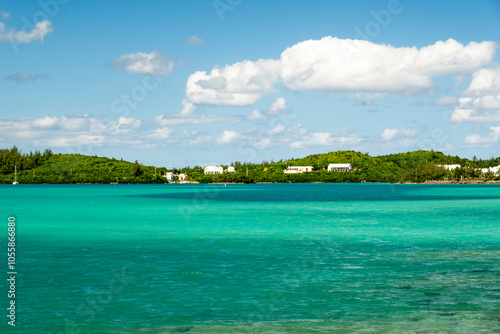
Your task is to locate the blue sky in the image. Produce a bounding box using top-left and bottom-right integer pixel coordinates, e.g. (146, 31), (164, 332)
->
(1, 0), (499, 167)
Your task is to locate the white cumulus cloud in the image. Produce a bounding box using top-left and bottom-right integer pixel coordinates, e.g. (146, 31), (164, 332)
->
(281, 38), (495, 93)
(185, 59), (281, 106)
(111, 51), (175, 76)
(149, 127), (174, 140)
(216, 130), (241, 144)
(109, 117), (142, 134)
(464, 126), (500, 146)
(269, 123), (286, 135)
(247, 109), (266, 121)
(463, 67), (500, 96)
(247, 97), (288, 120)
(381, 128), (418, 141)
(183, 37), (496, 107)
(450, 68), (500, 122)
(269, 97), (287, 114)
(31, 116), (59, 129)
(0, 20), (53, 43)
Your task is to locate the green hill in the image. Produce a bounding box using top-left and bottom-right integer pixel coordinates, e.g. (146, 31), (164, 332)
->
(0, 147), (167, 184)
(188, 150), (500, 184)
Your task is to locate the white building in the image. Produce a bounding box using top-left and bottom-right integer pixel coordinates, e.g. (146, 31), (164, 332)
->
(204, 165), (223, 175)
(178, 173), (187, 181)
(438, 164), (461, 170)
(165, 172), (174, 182)
(227, 166), (236, 173)
(328, 163), (352, 172)
(480, 166), (500, 175)
(283, 166), (314, 174)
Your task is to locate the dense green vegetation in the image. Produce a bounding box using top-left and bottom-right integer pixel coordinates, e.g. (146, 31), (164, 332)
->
(1, 146), (499, 184)
(0, 147), (167, 184)
(189, 150), (500, 184)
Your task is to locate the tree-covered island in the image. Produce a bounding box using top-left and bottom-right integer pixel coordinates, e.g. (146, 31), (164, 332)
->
(1, 146), (499, 184)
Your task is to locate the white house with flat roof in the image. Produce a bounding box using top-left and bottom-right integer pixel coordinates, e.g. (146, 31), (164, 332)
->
(227, 166), (235, 173)
(438, 164), (461, 170)
(328, 163), (352, 172)
(480, 166), (500, 175)
(283, 166), (314, 174)
(204, 165), (223, 175)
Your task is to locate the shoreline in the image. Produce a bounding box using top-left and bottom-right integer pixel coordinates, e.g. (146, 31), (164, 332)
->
(4, 180), (500, 185)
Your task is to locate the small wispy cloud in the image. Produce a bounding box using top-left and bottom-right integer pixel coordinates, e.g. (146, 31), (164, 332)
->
(290, 130), (362, 149)
(1, 12), (10, 20)
(464, 126), (500, 147)
(183, 35), (204, 46)
(381, 128), (418, 141)
(111, 51), (175, 76)
(431, 96), (458, 106)
(4, 72), (49, 83)
(0, 20), (53, 43)
(247, 97), (287, 121)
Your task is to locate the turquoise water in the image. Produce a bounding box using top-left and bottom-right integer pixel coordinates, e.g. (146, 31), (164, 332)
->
(1, 184), (500, 333)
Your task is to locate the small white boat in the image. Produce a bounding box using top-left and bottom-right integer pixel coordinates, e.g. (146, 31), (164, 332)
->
(13, 165), (19, 185)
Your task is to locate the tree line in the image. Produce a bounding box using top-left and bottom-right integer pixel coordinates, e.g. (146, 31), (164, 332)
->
(0, 147), (167, 184)
(178, 150), (500, 184)
(0, 147), (499, 184)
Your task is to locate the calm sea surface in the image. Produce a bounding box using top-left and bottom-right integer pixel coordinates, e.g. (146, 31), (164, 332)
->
(1, 184), (499, 333)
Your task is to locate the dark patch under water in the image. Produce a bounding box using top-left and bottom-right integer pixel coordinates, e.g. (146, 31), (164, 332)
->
(130, 183), (500, 202)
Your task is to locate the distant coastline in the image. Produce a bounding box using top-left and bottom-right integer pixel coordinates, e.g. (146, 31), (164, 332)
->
(1, 146), (499, 185)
